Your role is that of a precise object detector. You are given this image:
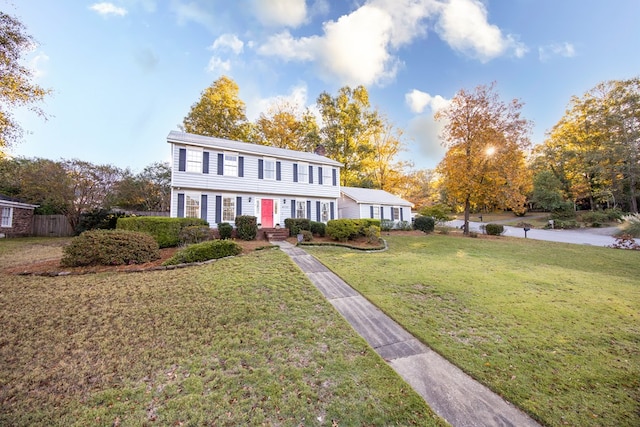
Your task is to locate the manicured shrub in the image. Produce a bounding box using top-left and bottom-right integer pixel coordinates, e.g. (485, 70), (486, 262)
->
(380, 219), (394, 231)
(353, 219), (381, 235)
(179, 225), (212, 245)
(552, 219), (580, 229)
(580, 209), (624, 227)
(61, 230), (160, 267)
(397, 220), (412, 231)
(235, 215), (258, 241)
(284, 218), (311, 236)
(485, 223), (505, 235)
(117, 216), (208, 248)
(414, 216), (435, 233)
(365, 225), (381, 243)
(310, 221), (326, 237)
(327, 219), (358, 242)
(217, 222), (233, 240)
(301, 230), (313, 242)
(162, 240), (242, 266)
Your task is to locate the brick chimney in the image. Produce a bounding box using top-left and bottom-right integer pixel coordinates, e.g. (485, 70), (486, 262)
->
(314, 145), (326, 156)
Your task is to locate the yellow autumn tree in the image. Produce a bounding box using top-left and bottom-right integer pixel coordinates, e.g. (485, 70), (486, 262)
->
(435, 83), (532, 234)
(254, 99), (320, 151)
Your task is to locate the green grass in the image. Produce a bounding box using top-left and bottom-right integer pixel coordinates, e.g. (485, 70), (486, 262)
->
(0, 239), (444, 426)
(305, 234), (640, 427)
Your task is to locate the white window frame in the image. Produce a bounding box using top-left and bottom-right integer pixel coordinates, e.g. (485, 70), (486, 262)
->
(1, 206), (12, 227)
(185, 193), (200, 218)
(186, 148), (203, 173)
(298, 162), (308, 183)
(372, 206), (381, 220)
(392, 207), (400, 221)
(323, 167), (332, 186)
(321, 202), (330, 222)
(222, 196), (236, 222)
(224, 152), (238, 177)
(296, 200), (306, 219)
(263, 157), (276, 180)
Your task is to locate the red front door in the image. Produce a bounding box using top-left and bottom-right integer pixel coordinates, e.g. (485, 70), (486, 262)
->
(261, 199), (273, 227)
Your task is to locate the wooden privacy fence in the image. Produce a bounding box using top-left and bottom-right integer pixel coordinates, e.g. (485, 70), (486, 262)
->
(33, 215), (74, 237)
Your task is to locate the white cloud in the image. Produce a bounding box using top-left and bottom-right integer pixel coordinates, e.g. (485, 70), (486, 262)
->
(405, 89), (450, 114)
(246, 83), (311, 121)
(257, 31), (318, 61)
(171, 1), (216, 29)
(538, 42), (576, 62)
(253, 0), (307, 27)
(206, 56), (231, 74)
(435, 0), (527, 62)
(29, 52), (50, 79)
(210, 34), (244, 55)
(89, 2), (128, 17)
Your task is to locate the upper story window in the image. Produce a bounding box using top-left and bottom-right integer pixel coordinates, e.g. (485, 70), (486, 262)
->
(298, 162), (308, 183)
(186, 149), (202, 173)
(1, 207), (12, 227)
(323, 167), (332, 185)
(224, 153), (238, 176)
(264, 158), (276, 180)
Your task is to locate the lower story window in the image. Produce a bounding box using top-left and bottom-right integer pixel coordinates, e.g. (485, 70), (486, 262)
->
(186, 195), (200, 218)
(223, 197), (235, 222)
(321, 202), (330, 222)
(392, 207), (400, 220)
(1, 207), (11, 227)
(296, 201), (306, 218)
(372, 206), (380, 219)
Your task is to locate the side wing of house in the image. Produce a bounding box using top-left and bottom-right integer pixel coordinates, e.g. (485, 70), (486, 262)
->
(0, 199), (37, 237)
(168, 132), (342, 227)
(339, 187), (413, 224)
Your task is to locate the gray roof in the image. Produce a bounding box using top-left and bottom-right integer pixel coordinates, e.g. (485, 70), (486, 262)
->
(167, 131), (343, 167)
(341, 186), (413, 207)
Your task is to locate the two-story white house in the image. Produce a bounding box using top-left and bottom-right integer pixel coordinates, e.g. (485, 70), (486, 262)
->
(168, 131), (342, 228)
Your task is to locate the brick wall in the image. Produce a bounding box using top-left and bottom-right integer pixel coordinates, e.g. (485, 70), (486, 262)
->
(2, 207), (35, 237)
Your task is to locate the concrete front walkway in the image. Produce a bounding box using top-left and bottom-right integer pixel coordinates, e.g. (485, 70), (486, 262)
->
(272, 240), (541, 427)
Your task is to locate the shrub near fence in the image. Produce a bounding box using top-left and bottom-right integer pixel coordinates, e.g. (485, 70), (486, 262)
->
(117, 217), (208, 248)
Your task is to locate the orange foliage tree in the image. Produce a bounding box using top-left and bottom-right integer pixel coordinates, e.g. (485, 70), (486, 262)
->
(435, 83), (532, 234)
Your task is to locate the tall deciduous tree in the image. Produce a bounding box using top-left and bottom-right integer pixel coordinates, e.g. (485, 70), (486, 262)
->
(362, 120), (412, 192)
(0, 12), (51, 156)
(316, 86), (380, 186)
(536, 77), (640, 212)
(115, 162), (171, 212)
(435, 83), (532, 234)
(181, 76), (252, 142)
(254, 100), (319, 151)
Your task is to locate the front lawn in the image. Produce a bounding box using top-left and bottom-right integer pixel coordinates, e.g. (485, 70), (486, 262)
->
(0, 239), (444, 426)
(305, 234), (640, 427)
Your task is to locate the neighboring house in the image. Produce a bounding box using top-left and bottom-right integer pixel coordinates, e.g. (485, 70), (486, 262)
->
(168, 131), (342, 228)
(339, 186), (413, 225)
(0, 194), (38, 237)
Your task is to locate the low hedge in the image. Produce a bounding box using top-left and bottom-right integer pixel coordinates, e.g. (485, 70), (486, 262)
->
(485, 223), (505, 235)
(310, 221), (326, 237)
(162, 240), (242, 266)
(61, 230), (160, 267)
(414, 216), (435, 233)
(117, 217), (209, 248)
(326, 219), (359, 242)
(235, 215), (257, 240)
(285, 218), (311, 236)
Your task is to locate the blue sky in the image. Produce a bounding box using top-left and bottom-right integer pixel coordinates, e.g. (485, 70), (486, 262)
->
(10, 0), (640, 172)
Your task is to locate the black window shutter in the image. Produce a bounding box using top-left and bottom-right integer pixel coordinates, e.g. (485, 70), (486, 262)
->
(330, 202), (335, 220)
(276, 161), (281, 181)
(381, 207), (385, 220)
(202, 152), (209, 174)
(217, 154), (224, 175)
(293, 164), (298, 182)
(391, 207), (395, 221)
(238, 156), (244, 177)
(318, 167), (323, 185)
(370, 205), (374, 218)
(215, 196), (222, 223)
(258, 159), (264, 179)
(201, 195), (208, 220)
(400, 208), (404, 221)
(178, 149), (186, 172)
(316, 201), (321, 222)
(236, 196), (242, 217)
(309, 165), (313, 183)
(332, 168), (337, 186)
(290, 199), (296, 218)
(177, 193), (185, 217)
(306, 200), (311, 219)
